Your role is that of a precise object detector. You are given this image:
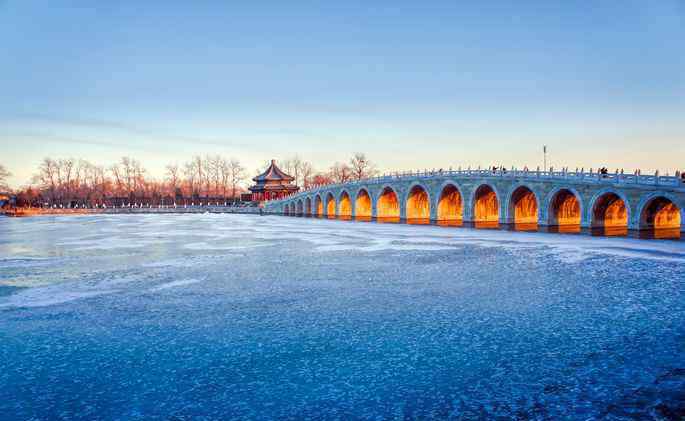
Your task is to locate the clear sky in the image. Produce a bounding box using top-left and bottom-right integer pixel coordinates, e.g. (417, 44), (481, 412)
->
(1, 0), (684, 187)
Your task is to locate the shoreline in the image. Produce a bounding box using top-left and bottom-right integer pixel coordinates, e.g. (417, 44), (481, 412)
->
(1, 206), (262, 217)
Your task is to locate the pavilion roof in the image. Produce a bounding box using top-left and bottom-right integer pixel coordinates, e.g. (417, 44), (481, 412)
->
(252, 160), (295, 183)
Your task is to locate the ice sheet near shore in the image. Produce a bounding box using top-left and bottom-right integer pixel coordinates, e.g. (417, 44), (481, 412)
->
(0, 213), (684, 419)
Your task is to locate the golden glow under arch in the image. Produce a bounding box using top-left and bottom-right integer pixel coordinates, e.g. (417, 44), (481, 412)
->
(437, 184), (463, 225)
(377, 187), (400, 221)
(473, 184), (499, 227)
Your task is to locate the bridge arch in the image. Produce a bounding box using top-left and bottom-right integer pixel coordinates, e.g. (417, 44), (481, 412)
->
(314, 195), (323, 217)
(325, 192), (336, 218)
(436, 182), (464, 225)
(505, 183), (540, 230)
(296, 200), (304, 216)
(637, 192), (682, 239)
(471, 183), (500, 228)
(305, 197), (312, 216)
(405, 182), (431, 224)
(588, 188), (630, 236)
(376, 185), (400, 221)
(339, 190), (352, 218)
(284, 203), (290, 215)
(355, 188), (372, 220)
(545, 187), (583, 230)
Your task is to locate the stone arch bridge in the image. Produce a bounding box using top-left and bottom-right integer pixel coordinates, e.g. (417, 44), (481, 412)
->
(265, 169), (685, 239)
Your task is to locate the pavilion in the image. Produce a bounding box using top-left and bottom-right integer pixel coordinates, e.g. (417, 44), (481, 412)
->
(248, 160), (299, 201)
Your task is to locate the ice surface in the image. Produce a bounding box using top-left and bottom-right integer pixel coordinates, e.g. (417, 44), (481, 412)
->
(0, 214), (684, 419)
(0, 286), (117, 308)
(148, 278), (202, 291)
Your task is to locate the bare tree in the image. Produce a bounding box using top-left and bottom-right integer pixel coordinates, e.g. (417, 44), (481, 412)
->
(119, 157), (134, 197)
(184, 160), (198, 198)
(202, 155), (213, 199)
(0, 164), (11, 191)
(106, 157), (145, 203)
(329, 162), (352, 183)
(279, 156), (306, 186)
(109, 163), (124, 198)
(82, 162), (108, 204)
(290, 156), (303, 186)
(35, 158), (58, 203)
(55, 158), (74, 203)
(165, 163), (180, 199)
(228, 158), (245, 200)
(349, 153), (378, 181)
(311, 172), (333, 186)
(209, 155), (222, 199)
(192, 155), (204, 198)
(300, 161), (314, 188)
(133, 159), (146, 197)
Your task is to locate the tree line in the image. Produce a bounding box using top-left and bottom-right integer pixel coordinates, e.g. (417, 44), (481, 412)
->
(1, 153), (378, 207)
(6, 155), (247, 208)
(0, 164), (10, 192)
(276, 153), (378, 189)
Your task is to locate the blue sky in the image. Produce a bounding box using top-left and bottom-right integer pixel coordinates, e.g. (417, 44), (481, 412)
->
(1, 0), (684, 187)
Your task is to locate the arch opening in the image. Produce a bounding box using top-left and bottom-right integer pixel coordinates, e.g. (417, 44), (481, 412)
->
(284, 204), (290, 216)
(315, 196), (323, 217)
(339, 192), (352, 220)
(406, 185), (430, 224)
(591, 192), (628, 236)
(640, 196), (681, 239)
(437, 184), (463, 226)
(473, 185), (499, 229)
(355, 189), (372, 221)
(548, 189), (581, 233)
(325, 193), (336, 219)
(305, 198), (312, 217)
(509, 186), (538, 231)
(377, 187), (400, 222)
(296, 200), (304, 216)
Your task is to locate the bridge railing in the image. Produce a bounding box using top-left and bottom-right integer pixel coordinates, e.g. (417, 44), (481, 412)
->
(276, 168), (684, 202)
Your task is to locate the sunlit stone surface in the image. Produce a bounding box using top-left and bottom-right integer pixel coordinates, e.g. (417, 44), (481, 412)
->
(549, 189), (581, 228)
(473, 185), (499, 227)
(406, 185), (430, 223)
(593, 193), (627, 227)
(640, 197), (681, 239)
(437, 184), (463, 225)
(2, 214), (685, 419)
(315, 196), (324, 217)
(355, 189), (372, 219)
(377, 187), (400, 221)
(326, 194), (336, 219)
(339, 192), (352, 218)
(511, 186), (538, 226)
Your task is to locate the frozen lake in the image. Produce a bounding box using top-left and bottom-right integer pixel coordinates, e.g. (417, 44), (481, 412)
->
(1, 214), (684, 419)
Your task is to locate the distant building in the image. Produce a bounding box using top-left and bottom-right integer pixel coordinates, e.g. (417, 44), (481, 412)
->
(0, 192), (11, 208)
(248, 160), (299, 201)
